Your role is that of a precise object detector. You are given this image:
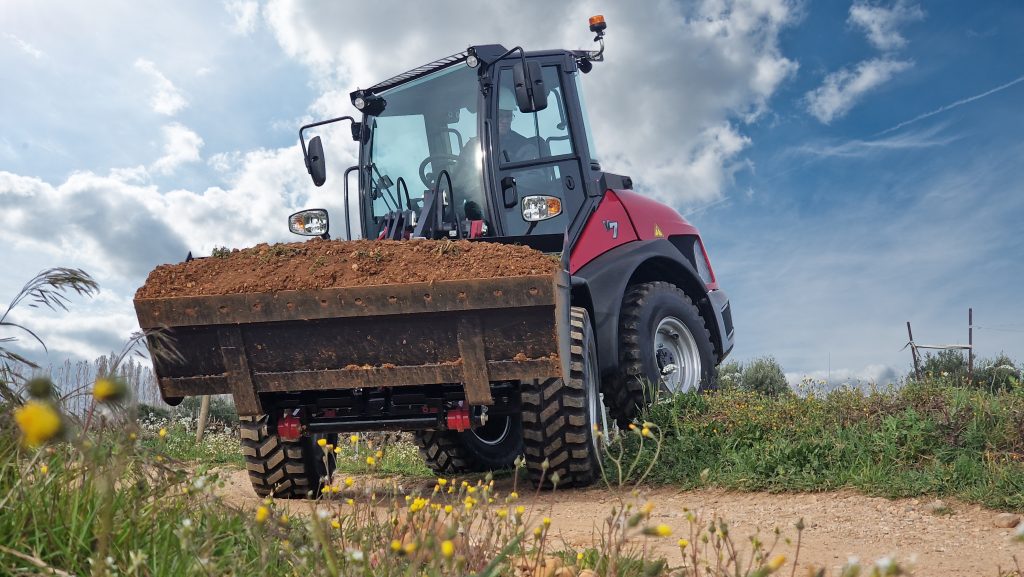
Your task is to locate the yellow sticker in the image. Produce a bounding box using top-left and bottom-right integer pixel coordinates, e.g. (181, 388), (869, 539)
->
(653, 224), (664, 237)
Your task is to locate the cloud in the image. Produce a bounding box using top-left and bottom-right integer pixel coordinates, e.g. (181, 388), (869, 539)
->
(877, 73), (1024, 136)
(791, 123), (957, 158)
(262, 0), (801, 206)
(4, 33), (45, 59)
(786, 364), (901, 388)
(151, 123), (204, 175)
(848, 1), (924, 51)
(224, 0), (260, 35)
(805, 58), (912, 124)
(133, 58), (188, 116)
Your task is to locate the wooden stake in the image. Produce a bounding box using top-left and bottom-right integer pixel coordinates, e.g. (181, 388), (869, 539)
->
(968, 308), (974, 383)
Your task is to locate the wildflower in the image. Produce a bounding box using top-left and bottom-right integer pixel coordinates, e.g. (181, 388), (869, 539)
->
(496, 508), (508, 518)
(366, 456), (376, 466)
(129, 432), (137, 441)
(316, 508), (330, 520)
(441, 540), (455, 558)
(438, 478), (448, 486)
(767, 555), (786, 571)
(317, 438), (328, 447)
(331, 519), (341, 529)
(331, 485), (340, 494)
(346, 498), (355, 506)
(390, 540), (402, 553)
(641, 502), (654, 515)
(577, 552), (584, 562)
(641, 427), (652, 437)
(159, 428), (168, 438)
(509, 491), (519, 501)
(40, 464), (49, 475)
(533, 527), (543, 538)
(444, 505), (453, 514)
(334, 446), (342, 454)
(628, 423), (637, 430)
(542, 517), (551, 527)
(14, 401), (62, 447)
(467, 486), (477, 494)
(322, 486), (331, 494)
(643, 524), (672, 537)
(345, 476), (354, 487)
(409, 497), (429, 513)
(279, 514), (289, 525)
(678, 538), (689, 549)
(375, 450), (383, 459)
(349, 434), (359, 444)
(403, 542), (417, 555)
(515, 505), (525, 515)
(93, 377), (127, 403)
(255, 506), (270, 524)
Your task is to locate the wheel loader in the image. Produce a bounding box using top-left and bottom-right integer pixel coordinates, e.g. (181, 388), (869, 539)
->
(134, 16), (735, 496)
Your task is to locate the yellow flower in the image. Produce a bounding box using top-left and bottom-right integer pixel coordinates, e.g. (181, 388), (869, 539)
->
(317, 438), (328, 447)
(39, 464), (49, 475)
(444, 505), (453, 514)
(346, 498), (355, 506)
(467, 486), (477, 494)
(159, 428), (168, 438)
(331, 485), (340, 494)
(438, 478), (448, 486)
(496, 508), (508, 518)
(93, 378), (127, 402)
(333, 446), (342, 454)
(129, 432), (137, 441)
(366, 456), (376, 466)
(375, 450), (383, 459)
(279, 514), (289, 525)
(515, 505), (526, 515)
(255, 506), (269, 524)
(641, 427), (652, 437)
(542, 517), (551, 527)
(767, 555), (786, 571)
(577, 552), (584, 562)
(403, 542), (417, 555)
(678, 538), (689, 549)
(390, 540), (402, 553)
(330, 519), (341, 529)
(409, 497), (429, 513)
(349, 434), (359, 444)
(641, 502), (654, 515)
(643, 524), (672, 537)
(344, 476), (354, 487)
(441, 540), (454, 558)
(533, 527), (543, 538)
(321, 486), (330, 494)
(509, 491), (519, 501)
(14, 401), (62, 447)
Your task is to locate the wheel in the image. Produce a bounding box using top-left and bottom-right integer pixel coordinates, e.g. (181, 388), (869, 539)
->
(414, 414), (523, 474)
(239, 415), (335, 499)
(521, 307), (609, 488)
(608, 281), (716, 426)
(418, 154), (459, 188)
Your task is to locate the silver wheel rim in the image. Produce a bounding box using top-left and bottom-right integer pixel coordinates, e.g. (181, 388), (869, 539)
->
(470, 415), (512, 446)
(655, 316), (701, 393)
(583, 322), (609, 454)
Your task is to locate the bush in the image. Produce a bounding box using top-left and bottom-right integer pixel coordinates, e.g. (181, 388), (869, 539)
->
(916, 350), (1020, 392)
(738, 356), (790, 397)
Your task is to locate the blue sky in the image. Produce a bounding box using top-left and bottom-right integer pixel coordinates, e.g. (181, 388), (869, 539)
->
(1, 1), (1022, 385)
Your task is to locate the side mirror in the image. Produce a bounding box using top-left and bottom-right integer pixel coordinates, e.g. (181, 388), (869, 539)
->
(351, 122), (368, 143)
(512, 61), (548, 113)
(288, 209), (330, 239)
(305, 136), (327, 187)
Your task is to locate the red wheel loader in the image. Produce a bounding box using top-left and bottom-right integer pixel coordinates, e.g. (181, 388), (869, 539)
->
(134, 16), (734, 496)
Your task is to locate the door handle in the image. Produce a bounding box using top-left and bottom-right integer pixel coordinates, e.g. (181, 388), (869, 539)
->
(501, 176), (518, 208)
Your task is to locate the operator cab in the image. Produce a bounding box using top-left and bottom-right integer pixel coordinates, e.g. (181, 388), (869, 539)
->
(292, 16), (618, 252)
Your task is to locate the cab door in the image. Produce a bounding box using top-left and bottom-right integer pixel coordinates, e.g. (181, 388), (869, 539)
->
(489, 56), (593, 238)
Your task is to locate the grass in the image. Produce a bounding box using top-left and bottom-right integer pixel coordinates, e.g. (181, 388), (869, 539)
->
(620, 378), (1024, 510)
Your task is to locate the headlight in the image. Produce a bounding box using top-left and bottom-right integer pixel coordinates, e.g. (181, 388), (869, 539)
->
(521, 195), (562, 222)
(288, 209), (330, 236)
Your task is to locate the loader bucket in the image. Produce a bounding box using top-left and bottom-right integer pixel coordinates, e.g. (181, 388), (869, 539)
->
(134, 271), (571, 416)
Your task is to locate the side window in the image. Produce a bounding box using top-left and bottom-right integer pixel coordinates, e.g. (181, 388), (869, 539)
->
(497, 66), (573, 164)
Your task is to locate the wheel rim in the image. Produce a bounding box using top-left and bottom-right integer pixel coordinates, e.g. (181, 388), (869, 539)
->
(583, 322), (609, 454)
(654, 316), (701, 393)
(470, 414), (512, 446)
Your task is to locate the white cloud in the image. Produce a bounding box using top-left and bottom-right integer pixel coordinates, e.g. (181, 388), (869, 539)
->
(848, 1), (924, 51)
(4, 33), (45, 59)
(262, 0), (801, 206)
(791, 123), (957, 158)
(224, 0), (260, 35)
(134, 58), (188, 116)
(151, 123), (204, 175)
(786, 364), (901, 388)
(805, 58), (912, 124)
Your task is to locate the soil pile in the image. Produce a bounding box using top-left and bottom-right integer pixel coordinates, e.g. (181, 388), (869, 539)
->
(135, 239), (560, 299)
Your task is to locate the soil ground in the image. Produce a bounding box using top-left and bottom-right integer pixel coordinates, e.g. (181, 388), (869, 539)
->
(217, 468), (1021, 576)
(136, 239), (559, 299)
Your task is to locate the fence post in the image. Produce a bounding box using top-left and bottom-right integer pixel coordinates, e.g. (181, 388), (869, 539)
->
(907, 321), (921, 381)
(196, 395), (210, 443)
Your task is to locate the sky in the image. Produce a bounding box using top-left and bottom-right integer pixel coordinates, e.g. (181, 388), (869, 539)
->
(2, 0), (1022, 387)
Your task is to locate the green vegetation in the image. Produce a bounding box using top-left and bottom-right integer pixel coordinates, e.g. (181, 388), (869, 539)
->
(628, 377), (1024, 510)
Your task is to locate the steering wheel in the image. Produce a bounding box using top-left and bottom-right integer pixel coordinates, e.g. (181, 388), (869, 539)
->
(418, 154), (460, 189)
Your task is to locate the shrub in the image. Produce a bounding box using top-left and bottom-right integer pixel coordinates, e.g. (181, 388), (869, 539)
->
(739, 356), (790, 397)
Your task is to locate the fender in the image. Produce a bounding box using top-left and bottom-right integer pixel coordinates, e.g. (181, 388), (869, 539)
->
(573, 237), (723, 377)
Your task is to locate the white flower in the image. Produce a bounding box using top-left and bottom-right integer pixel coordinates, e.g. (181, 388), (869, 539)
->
(875, 556), (893, 571)
(181, 518), (193, 528)
(346, 550), (365, 562)
(316, 508), (331, 520)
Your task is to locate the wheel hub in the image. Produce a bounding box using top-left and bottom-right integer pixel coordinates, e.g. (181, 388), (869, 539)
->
(654, 316), (701, 393)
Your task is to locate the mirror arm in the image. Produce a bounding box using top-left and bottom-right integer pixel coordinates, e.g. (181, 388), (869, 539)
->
(299, 115), (355, 172)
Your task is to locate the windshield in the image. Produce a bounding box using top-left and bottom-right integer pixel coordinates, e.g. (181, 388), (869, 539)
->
(364, 64), (482, 221)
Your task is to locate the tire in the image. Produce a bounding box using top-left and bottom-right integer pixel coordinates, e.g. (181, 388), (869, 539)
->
(414, 415), (523, 474)
(239, 415), (335, 499)
(608, 281), (716, 426)
(521, 307), (609, 488)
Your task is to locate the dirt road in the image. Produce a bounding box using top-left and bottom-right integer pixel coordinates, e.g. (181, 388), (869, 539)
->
(218, 469), (1021, 576)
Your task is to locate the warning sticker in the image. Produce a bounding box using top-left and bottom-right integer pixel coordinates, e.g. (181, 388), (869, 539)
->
(653, 224), (664, 237)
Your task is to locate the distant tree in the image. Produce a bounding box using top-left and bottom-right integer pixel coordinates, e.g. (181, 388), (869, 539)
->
(714, 360), (743, 391)
(916, 350), (1020, 391)
(738, 356), (790, 397)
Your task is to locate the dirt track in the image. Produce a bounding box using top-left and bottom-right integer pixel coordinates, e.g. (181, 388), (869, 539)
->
(217, 468), (1021, 576)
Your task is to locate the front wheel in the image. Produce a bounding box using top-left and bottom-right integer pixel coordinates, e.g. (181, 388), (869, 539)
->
(520, 307), (609, 488)
(608, 282), (716, 426)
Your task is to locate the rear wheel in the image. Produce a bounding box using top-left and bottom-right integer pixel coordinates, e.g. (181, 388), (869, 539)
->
(239, 415), (335, 499)
(609, 281), (715, 426)
(521, 307), (608, 488)
(414, 415), (523, 474)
